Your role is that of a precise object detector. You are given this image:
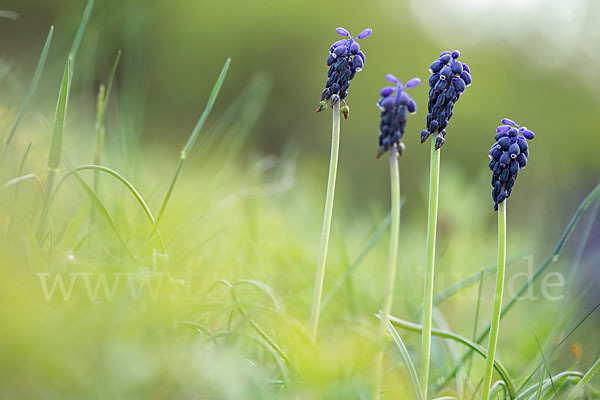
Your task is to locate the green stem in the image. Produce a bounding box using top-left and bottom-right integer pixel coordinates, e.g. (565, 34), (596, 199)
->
(379, 145), (400, 338)
(420, 138), (441, 399)
(482, 200), (507, 400)
(308, 101), (341, 341)
(374, 144), (401, 399)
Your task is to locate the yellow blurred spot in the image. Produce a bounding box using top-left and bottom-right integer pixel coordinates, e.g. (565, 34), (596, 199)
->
(571, 343), (582, 361)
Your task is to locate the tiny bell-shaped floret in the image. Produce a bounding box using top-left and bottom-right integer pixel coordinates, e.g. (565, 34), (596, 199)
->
(341, 104), (350, 119)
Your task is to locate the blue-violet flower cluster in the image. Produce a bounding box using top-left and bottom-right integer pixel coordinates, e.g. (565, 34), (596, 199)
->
(421, 50), (472, 149)
(377, 74), (420, 158)
(489, 118), (535, 210)
(317, 27), (372, 117)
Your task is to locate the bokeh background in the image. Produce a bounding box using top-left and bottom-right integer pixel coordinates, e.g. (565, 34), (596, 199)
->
(1, 0), (599, 398)
(0, 0), (600, 232)
(2, 0), (599, 230)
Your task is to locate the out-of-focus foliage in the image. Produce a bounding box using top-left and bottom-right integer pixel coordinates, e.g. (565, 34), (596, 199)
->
(0, 0), (599, 398)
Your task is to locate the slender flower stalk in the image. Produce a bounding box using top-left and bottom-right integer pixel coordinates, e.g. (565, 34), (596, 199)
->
(482, 119), (534, 399)
(419, 50), (471, 399)
(309, 27), (372, 340)
(308, 100), (341, 340)
(419, 137), (440, 399)
(373, 144), (399, 400)
(374, 74), (420, 399)
(482, 200), (506, 400)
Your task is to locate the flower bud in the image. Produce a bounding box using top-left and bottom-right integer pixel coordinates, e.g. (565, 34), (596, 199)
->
(341, 104), (350, 119)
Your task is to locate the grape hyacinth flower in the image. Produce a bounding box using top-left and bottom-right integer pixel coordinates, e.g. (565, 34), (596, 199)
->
(488, 118), (535, 211)
(419, 49), (471, 400)
(421, 50), (472, 149)
(316, 27), (372, 117)
(373, 73), (420, 400)
(308, 27), (372, 341)
(376, 74), (421, 158)
(482, 118), (534, 400)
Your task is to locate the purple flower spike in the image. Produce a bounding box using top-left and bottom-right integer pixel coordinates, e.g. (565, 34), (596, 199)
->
(386, 73), (399, 84)
(422, 50), (470, 148)
(357, 28), (372, 39)
(376, 73), (419, 158)
(317, 28), (372, 111)
(405, 77), (421, 88)
(488, 118), (535, 210)
(336, 27), (350, 37)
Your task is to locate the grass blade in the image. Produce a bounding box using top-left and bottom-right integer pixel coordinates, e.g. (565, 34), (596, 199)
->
(433, 251), (526, 306)
(517, 371), (584, 400)
(70, 172), (136, 261)
(321, 212), (392, 312)
(467, 268), (485, 377)
(231, 281), (289, 364)
(55, 164), (165, 249)
(151, 58), (231, 232)
(433, 309), (466, 398)
(388, 315), (515, 398)
(90, 50), (122, 257)
(2, 26), (53, 155)
(517, 300), (600, 393)
(532, 332), (557, 399)
(45, 59), (71, 195)
(94, 50), (121, 169)
(566, 358), (600, 400)
(41, 0), (94, 228)
(67, 0), (94, 64)
(436, 183), (600, 390)
(490, 381), (509, 399)
(0, 173), (41, 193)
(386, 318), (424, 400)
(6, 142), (33, 235)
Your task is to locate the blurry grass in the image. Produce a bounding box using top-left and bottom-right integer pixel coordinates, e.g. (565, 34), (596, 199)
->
(0, 6), (599, 400)
(1, 26), (53, 158)
(152, 58), (230, 234)
(43, 0), (94, 207)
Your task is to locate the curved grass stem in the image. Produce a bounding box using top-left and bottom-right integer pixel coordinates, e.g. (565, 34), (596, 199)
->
(308, 101), (341, 341)
(482, 200), (507, 400)
(420, 138), (441, 398)
(389, 315), (515, 398)
(567, 357), (600, 400)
